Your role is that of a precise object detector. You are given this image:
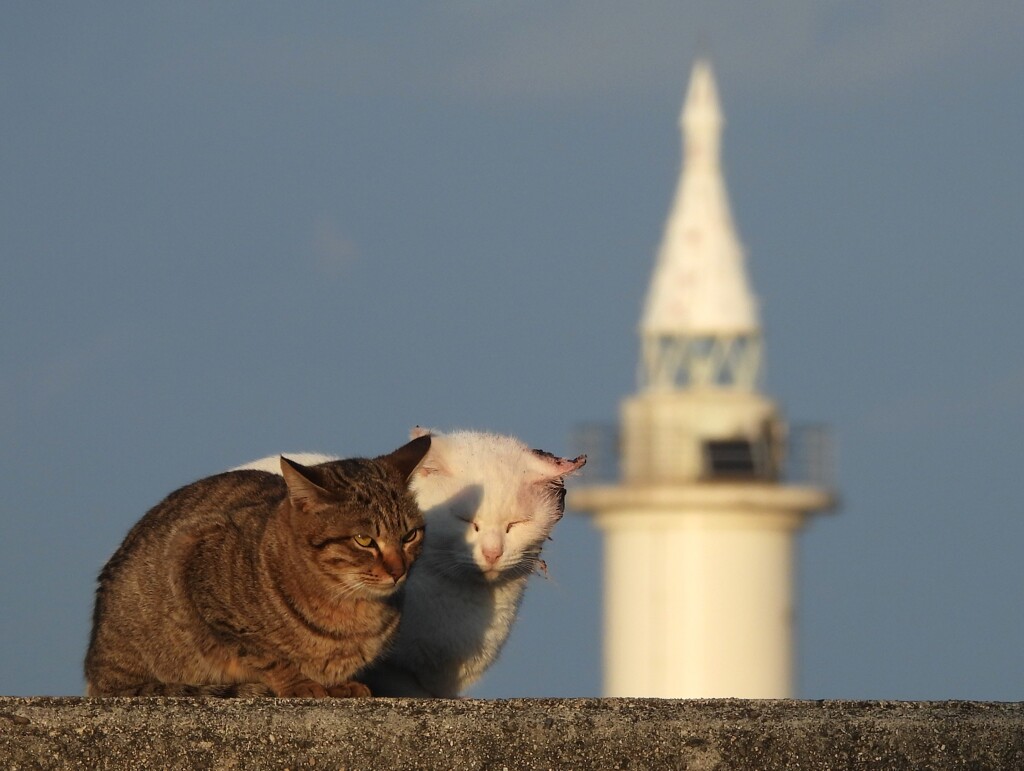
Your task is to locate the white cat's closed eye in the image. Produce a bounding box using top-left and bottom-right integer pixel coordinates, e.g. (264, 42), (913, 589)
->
(454, 514), (480, 532)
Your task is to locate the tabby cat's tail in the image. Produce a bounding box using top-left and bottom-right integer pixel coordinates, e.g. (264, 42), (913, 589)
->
(85, 680), (274, 697)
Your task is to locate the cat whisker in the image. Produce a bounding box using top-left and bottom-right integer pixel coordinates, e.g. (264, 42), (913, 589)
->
(436, 561), (481, 580)
(508, 554), (549, 579)
(332, 581), (371, 600)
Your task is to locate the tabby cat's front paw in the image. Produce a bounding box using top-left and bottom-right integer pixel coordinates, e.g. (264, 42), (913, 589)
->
(234, 682), (276, 697)
(277, 680), (330, 698)
(327, 680), (372, 698)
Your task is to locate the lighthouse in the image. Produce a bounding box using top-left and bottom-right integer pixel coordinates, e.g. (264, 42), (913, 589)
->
(568, 60), (836, 698)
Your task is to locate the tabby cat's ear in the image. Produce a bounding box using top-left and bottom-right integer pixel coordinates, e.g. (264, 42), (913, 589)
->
(530, 449), (588, 481)
(280, 456), (330, 513)
(409, 427), (449, 477)
(378, 434), (432, 482)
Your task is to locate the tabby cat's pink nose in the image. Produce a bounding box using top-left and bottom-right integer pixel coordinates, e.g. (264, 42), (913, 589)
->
(382, 553), (406, 583)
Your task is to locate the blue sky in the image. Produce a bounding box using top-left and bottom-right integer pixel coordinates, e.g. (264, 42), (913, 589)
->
(2, 2), (1023, 698)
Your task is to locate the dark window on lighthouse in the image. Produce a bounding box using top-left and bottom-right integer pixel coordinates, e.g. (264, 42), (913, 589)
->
(704, 439), (758, 478)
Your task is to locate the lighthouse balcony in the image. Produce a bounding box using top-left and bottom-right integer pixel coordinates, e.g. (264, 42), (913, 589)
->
(570, 421), (835, 490)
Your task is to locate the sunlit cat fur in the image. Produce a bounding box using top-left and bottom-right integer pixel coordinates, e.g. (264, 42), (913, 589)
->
(235, 427), (585, 696)
(86, 436), (430, 697)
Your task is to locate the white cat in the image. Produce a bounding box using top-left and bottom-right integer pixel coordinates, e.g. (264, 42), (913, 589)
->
(233, 427), (585, 696)
(230, 453), (337, 472)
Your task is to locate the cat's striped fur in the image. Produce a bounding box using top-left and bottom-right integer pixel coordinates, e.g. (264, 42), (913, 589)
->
(85, 437), (429, 697)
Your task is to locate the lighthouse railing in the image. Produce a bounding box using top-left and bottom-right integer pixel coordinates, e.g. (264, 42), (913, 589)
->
(569, 421), (835, 489)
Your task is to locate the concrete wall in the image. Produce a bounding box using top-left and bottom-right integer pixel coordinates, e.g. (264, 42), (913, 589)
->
(1, 697), (1022, 770)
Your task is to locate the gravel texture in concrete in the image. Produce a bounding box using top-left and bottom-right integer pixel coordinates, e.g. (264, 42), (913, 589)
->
(1, 697), (1022, 770)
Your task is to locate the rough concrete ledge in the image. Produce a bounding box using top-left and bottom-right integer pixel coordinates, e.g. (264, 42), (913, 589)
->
(1, 697), (1021, 770)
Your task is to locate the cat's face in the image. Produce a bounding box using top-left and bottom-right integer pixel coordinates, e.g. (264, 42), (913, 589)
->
(300, 495), (425, 598)
(409, 430), (585, 583)
(281, 442), (428, 598)
(425, 484), (557, 582)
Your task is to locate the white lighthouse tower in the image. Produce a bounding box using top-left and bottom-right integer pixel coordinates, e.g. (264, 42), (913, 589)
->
(569, 60), (836, 698)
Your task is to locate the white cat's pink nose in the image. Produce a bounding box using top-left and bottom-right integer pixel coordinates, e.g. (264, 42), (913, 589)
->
(481, 542), (503, 565)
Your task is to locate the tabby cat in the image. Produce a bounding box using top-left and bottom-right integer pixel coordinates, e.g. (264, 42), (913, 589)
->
(84, 435), (430, 697)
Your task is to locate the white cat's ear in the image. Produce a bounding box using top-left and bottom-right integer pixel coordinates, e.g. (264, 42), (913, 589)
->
(530, 449), (588, 481)
(280, 456), (330, 513)
(409, 425), (432, 440)
(529, 450), (586, 525)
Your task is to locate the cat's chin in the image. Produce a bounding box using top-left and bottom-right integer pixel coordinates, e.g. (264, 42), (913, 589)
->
(473, 564), (521, 585)
(427, 560), (508, 585)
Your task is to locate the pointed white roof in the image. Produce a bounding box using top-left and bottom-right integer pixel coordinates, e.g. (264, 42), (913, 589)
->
(640, 60), (760, 337)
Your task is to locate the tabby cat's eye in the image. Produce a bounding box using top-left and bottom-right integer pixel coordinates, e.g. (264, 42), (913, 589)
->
(353, 534), (375, 548)
(402, 528), (422, 544)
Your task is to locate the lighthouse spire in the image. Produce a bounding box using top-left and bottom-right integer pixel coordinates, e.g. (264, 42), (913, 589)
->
(640, 59), (761, 391)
